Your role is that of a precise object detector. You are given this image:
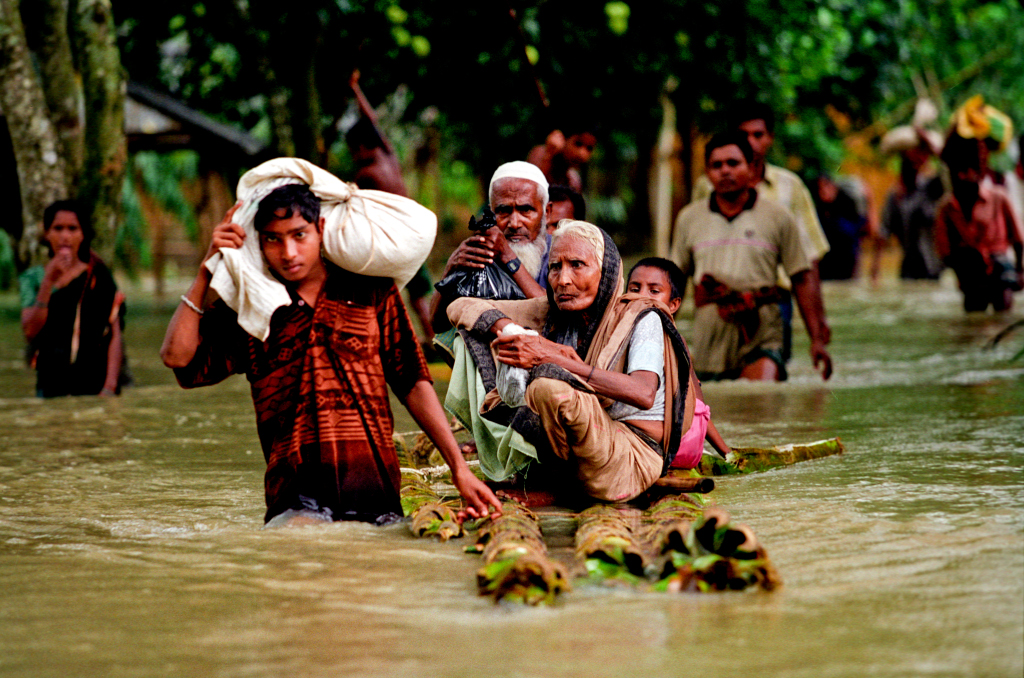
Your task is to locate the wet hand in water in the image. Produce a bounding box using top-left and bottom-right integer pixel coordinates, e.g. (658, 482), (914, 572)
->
(452, 468), (503, 522)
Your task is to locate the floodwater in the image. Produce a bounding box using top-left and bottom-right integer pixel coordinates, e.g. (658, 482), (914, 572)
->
(0, 276), (1021, 678)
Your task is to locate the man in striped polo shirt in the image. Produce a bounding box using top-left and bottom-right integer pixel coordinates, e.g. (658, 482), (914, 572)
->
(671, 132), (832, 382)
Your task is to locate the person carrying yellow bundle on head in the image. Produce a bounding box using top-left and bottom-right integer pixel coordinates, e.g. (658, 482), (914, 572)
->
(952, 95), (1014, 154)
(936, 99), (1023, 313)
(950, 95), (1015, 190)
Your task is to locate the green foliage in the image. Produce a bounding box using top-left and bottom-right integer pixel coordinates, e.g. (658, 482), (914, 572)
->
(604, 2), (630, 35)
(0, 231), (15, 290)
(133, 151), (200, 241)
(759, 0), (1024, 168)
(583, 557), (645, 586)
(440, 160), (484, 212)
(116, 151), (200, 275)
(117, 171), (151, 276)
(115, 0), (1024, 240)
(385, 5), (408, 24)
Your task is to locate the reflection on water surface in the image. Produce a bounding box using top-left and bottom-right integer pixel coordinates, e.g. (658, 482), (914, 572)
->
(0, 280), (1021, 678)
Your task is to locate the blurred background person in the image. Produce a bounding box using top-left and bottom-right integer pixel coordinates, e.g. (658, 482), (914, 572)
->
(812, 173), (868, 281)
(346, 69), (436, 347)
(878, 104), (946, 281)
(19, 200), (126, 398)
(528, 119), (597, 193)
(545, 184), (586, 234)
(936, 132), (1024, 312)
(1005, 135), (1024, 227)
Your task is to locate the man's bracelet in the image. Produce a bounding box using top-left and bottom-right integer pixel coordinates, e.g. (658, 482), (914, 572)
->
(180, 295), (205, 316)
(586, 365), (595, 383)
(34, 299), (48, 309)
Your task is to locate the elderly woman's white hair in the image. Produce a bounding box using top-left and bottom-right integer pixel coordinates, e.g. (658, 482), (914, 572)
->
(550, 219), (605, 267)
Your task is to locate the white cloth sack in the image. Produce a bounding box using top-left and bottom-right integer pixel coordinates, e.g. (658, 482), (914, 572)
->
(204, 157), (437, 341)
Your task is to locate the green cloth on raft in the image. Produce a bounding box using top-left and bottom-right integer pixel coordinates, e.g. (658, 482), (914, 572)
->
(444, 334), (537, 482)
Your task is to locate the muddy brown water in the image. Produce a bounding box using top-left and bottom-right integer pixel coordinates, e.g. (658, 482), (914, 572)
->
(0, 277), (1021, 677)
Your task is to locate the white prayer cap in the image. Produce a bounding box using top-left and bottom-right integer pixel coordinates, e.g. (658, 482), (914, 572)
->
(488, 161), (549, 205)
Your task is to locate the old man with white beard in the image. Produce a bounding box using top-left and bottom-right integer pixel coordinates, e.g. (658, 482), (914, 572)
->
(429, 161), (552, 335)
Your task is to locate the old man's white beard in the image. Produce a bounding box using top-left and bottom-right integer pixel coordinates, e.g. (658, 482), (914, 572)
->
(509, 231), (549, 279)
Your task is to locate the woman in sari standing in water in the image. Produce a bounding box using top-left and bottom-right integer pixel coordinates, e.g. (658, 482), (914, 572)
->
(19, 200), (125, 398)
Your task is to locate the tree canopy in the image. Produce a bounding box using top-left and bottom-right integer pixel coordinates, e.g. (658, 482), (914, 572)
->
(117, 0), (1022, 178)
(4, 0), (1021, 275)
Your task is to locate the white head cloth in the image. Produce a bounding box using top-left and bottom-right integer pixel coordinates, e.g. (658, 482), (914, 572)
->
(488, 161), (549, 205)
(879, 98), (943, 155)
(204, 157), (436, 341)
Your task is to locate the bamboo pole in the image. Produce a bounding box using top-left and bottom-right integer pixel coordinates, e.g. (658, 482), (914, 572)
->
(855, 45), (1012, 142)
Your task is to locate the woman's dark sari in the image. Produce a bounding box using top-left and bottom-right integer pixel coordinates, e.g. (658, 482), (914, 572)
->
(32, 255), (121, 397)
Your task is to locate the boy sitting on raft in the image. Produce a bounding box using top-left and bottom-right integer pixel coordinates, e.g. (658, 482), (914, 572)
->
(626, 257), (731, 467)
(161, 185), (501, 526)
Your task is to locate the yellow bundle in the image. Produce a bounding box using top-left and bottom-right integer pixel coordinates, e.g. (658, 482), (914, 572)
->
(952, 95), (1014, 151)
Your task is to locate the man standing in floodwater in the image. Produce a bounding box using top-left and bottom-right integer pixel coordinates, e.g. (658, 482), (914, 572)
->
(161, 184), (501, 526)
(692, 104), (832, 363)
(672, 132), (832, 382)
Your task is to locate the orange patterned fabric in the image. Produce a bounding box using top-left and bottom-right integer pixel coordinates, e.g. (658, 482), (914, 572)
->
(175, 265), (430, 523)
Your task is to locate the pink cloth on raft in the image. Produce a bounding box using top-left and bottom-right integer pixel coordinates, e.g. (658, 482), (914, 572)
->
(670, 397), (710, 469)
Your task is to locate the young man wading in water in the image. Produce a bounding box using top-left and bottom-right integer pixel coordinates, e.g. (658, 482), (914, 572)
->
(161, 185), (501, 526)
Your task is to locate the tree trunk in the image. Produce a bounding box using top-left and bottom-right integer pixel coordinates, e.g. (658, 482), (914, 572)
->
(650, 86), (678, 258)
(274, 6), (324, 164)
(136, 184), (166, 300)
(226, 0), (293, 158)
(287, 51), (325, 165)
(23, 0), (83, 185)
(71, 0), (125, 264)
(0, 0), (69, 268)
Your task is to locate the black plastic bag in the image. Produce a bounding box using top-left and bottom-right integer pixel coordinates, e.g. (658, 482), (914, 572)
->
(433, 208), (526, 301)
(433, 264), (526, 301)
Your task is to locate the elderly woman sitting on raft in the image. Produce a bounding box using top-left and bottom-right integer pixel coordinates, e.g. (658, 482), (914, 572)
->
(445, 220), (698, 503)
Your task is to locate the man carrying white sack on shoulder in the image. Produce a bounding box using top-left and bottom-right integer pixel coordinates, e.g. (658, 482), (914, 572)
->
(161, 159), (501, 526)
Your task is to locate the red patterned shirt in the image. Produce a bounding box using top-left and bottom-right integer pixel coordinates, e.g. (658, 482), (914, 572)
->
(935, 184), (1024, 268)
(175, 265), (430, 523)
